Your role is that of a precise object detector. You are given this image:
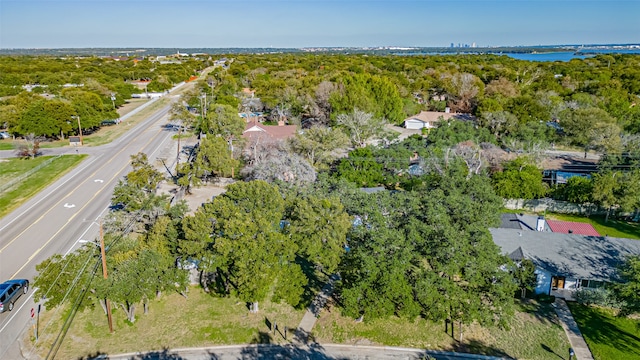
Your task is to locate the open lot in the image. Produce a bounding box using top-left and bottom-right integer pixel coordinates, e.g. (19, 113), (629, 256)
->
(29, 289), (570, 360)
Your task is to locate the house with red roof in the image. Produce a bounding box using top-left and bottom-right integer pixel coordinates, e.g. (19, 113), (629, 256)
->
(242, 120), (297, 142)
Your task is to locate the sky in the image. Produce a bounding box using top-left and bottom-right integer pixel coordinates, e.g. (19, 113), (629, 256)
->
(1, 0), (638, 49)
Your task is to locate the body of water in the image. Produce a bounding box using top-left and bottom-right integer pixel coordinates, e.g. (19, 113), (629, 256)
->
(506, 49), (640, 62)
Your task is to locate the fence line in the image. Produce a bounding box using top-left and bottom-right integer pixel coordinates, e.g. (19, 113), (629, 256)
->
(0, 154), (62, 194)
(504, 198), (605, 215)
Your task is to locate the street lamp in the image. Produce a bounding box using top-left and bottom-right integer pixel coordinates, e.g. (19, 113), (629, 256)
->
(71, 115), (83, 145)
(110, 93), (116, 109)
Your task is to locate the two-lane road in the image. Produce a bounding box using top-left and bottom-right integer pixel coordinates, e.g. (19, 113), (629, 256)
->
(0, 97), (182, 359)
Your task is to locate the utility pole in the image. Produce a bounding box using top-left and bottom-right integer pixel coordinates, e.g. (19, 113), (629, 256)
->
(72, 115), (83, 145)
(99, 222), (114, 333)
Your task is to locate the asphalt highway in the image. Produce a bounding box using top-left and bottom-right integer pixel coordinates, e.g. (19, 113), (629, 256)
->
(0, 95), (181, 359)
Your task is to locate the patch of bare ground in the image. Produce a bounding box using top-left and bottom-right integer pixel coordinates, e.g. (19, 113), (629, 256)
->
(157, 182), (230, 215)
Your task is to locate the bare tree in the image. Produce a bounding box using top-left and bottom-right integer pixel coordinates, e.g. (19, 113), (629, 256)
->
(336, 108), (387, 148)
(445, 73), (481, 113)
(241, 142), (316, 185)
(15, 134), (41, 159)
(314, 81), (337, 125)
(451, 141), (484, 178)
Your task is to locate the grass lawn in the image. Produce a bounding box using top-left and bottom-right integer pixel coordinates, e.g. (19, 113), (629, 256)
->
(32, 287), (306, 359)
(0, 155), (87, 218)
(567, 303), (640, 360)
(0, 140), (13, 150)
(546, 213), (640, 240)
(313, 299), (570, 360)
(30, 290), (570, 360)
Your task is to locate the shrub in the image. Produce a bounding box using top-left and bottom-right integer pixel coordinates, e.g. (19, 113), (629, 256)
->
(574, 287), (625, 309)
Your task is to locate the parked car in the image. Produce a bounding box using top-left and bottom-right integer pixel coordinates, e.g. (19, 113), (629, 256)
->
(0, 131), (10, 139)
(0, 279), (29, 313)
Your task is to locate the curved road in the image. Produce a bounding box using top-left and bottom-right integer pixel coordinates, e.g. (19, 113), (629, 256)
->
(0, 94), (183, 359)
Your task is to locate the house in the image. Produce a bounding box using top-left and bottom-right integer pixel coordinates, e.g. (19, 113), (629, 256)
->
(490, 227), (640, 300)
(499, 213), (600, 236)
(242, 120), (297, 142)
(500, 213), (548, 231)
(402, 109), (473, 130)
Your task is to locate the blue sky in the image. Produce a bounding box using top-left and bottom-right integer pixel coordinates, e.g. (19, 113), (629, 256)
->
(1, 0), (638, 48)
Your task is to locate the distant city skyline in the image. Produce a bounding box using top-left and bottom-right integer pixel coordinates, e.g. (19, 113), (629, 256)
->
(1, 1), (638, 49)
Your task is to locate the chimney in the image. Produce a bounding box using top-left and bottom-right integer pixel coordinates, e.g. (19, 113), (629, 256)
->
(536, 216), (545, 231)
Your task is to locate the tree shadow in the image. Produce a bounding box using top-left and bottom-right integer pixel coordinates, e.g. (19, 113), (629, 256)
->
(447, 339), (514, 359)
(118, 348), (199, 360)
(238, 338), (348, 360)
(77, 351), (107, 360)
(541, 343), (564, 359)
(296, 256), (327, 309)
(517, 298), (562, 326)
(569, 303), (640, 358)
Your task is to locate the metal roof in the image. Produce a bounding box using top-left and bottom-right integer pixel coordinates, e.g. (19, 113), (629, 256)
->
(546, 219), (600, 236)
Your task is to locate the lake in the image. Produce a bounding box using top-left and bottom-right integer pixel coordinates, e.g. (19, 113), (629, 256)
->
(506, 49), (640, 62)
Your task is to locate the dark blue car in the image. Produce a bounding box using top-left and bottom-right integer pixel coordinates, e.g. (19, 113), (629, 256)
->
(0, 279), (29, 313)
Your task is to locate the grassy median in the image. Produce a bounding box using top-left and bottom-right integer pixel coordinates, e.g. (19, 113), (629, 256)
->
(0, 155), (87, 218)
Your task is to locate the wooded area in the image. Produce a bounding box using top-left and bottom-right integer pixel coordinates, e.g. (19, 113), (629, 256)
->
(22, 52), (640, 341)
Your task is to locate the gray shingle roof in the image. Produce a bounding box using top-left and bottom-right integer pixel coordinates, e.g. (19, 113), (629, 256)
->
(490, 228), (640, 282)
(499, 213), (541, 231)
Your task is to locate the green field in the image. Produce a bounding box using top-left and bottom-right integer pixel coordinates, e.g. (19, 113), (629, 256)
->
(568, 303), (640, 360)
(0, 155), (87, 218)
(32, 289), (570, 360)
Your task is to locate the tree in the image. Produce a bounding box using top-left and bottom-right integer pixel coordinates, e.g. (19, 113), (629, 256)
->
(592, 171), (621, 222)
(329, 74), (404, 123)
(336, 168), (515, 339)
(559, 107), (619, 157)
(241, 142), (317, 185)
(443, 72), (483, 113)
(33, 247), (97, 311)
(192, 136), (239, 180)
(335, 146), (385, 187)
(200, 103), (245, 139)
(512, 259), (537, 298)
(478, 111), (519, 139)
(614, 255), (640, 316)
(111, 153), (166, 213)
(555, 176), (593, 204)
(179, 181), (306, 312)
(336, 108), (388, 148)
(492, 157), (548, 200)
(288, 126), (349, 169)
(94, 237), (184, 322)
(286, 195), (350, 274)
